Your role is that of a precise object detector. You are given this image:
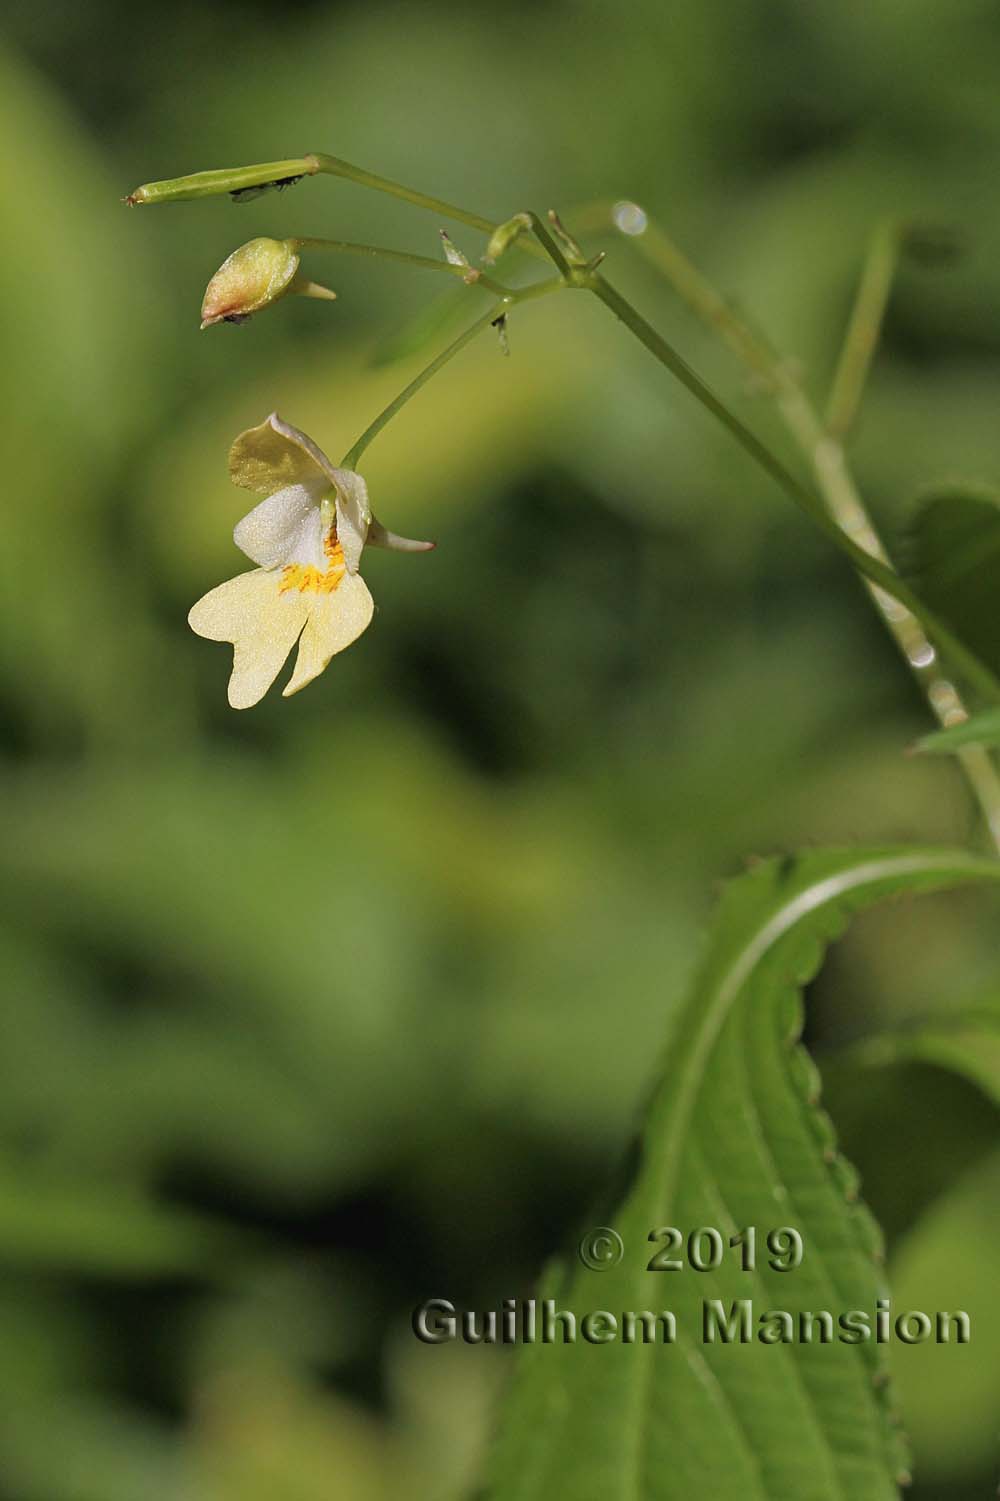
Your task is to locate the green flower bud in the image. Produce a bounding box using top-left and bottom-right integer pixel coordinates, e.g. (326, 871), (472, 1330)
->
(483, 213), (533, 266)
(201, 237), (304, 328)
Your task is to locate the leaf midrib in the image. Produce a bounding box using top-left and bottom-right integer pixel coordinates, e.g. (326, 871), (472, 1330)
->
(618, 850), (1000, 1501)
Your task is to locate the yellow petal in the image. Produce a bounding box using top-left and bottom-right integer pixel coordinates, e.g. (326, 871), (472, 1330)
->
(282, 573), (375, 697)
(189, 569), (309, 709)
(229, 412), (339, 497)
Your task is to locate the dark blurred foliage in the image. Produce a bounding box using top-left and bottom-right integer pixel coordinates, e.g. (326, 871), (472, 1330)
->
(0, 0), (999, 1495)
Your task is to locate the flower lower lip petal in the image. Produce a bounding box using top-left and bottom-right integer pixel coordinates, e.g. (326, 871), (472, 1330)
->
(282, 573), (375, 697)
(188, 569), (310, 709)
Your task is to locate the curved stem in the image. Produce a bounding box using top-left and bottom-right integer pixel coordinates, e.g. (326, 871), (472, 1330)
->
(306, 154), (548, 263)
(307, 153), (497, 237)
(290, 236), (511, 296)
(131, 151), (1000, 836)
(341, 276), (565, 469)
(609, 219), (1000, 848)
(341, 304), (506, 468)
(610, 216), (779, 384)
(825, 220), (901, 440)
(125, 151), (550, 264)
(786, 391), (1000, 850)
(588, 273), (1000, 714)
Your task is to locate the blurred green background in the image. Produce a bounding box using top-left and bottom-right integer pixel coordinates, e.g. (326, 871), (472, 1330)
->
(1, 0), (999, 1496)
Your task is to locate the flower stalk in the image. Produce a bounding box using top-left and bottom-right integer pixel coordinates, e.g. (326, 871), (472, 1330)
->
(613, 209), (1000, 849)
(129, 146), (1000, 807)
(125, 151), (549, 262)
(289, 237), (511, 295)
(341, 274), (564, 469)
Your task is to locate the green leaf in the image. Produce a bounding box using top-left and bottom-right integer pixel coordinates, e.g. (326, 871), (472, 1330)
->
(0, 1164), (239, 1278)
(913, 708), (1000, 755)
(487, 847), (1000, 1501)
(821, 1008), (1000, 1247)
(845, 1009), (1000, 1109)
(906, 482), (1000, 676)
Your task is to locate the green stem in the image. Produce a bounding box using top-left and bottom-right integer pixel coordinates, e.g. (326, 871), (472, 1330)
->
(341, 304), (506, 469)
(131, 154), (1000, 837)
(307, 154), (498, 238)
(611, 220), (1000, 849)
(617, 218), (779, 384)
(588, 273), (1000, 712)
(520, 213), (574, 278)
(125, 151), (550, 265)
(825, 220), (901, 440)
(290, 237), (511, 295)
(341, 276), (564, 468)
(305, 155), (546, 263)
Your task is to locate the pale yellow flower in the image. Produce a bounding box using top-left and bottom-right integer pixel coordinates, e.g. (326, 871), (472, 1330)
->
(189, 413), (432, 708)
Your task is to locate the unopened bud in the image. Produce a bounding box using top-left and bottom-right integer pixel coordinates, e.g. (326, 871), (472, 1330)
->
(201, 237), (322, 328)
(483, 213), (532, 265)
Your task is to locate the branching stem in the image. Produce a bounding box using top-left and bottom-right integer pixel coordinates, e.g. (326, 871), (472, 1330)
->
(126, 150), (1000, 846)
(290, 237), (511, 296)
(617, 215), (1000, 850)
(340, 277), (564, 469)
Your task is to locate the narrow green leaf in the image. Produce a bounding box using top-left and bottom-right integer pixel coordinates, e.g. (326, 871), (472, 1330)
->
(487, 847), (1000, 1501)
(913, 708), (1000, 755)
(907, 482), (1000, 676)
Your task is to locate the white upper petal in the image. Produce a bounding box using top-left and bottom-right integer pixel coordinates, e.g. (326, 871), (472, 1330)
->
(233, 484), (325, 567)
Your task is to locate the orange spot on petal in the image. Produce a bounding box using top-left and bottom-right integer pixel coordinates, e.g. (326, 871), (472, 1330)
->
(279, 533), (346, 594)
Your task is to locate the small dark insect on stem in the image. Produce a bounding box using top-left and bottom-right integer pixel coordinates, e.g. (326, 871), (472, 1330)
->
(230, 174), (305, 203)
